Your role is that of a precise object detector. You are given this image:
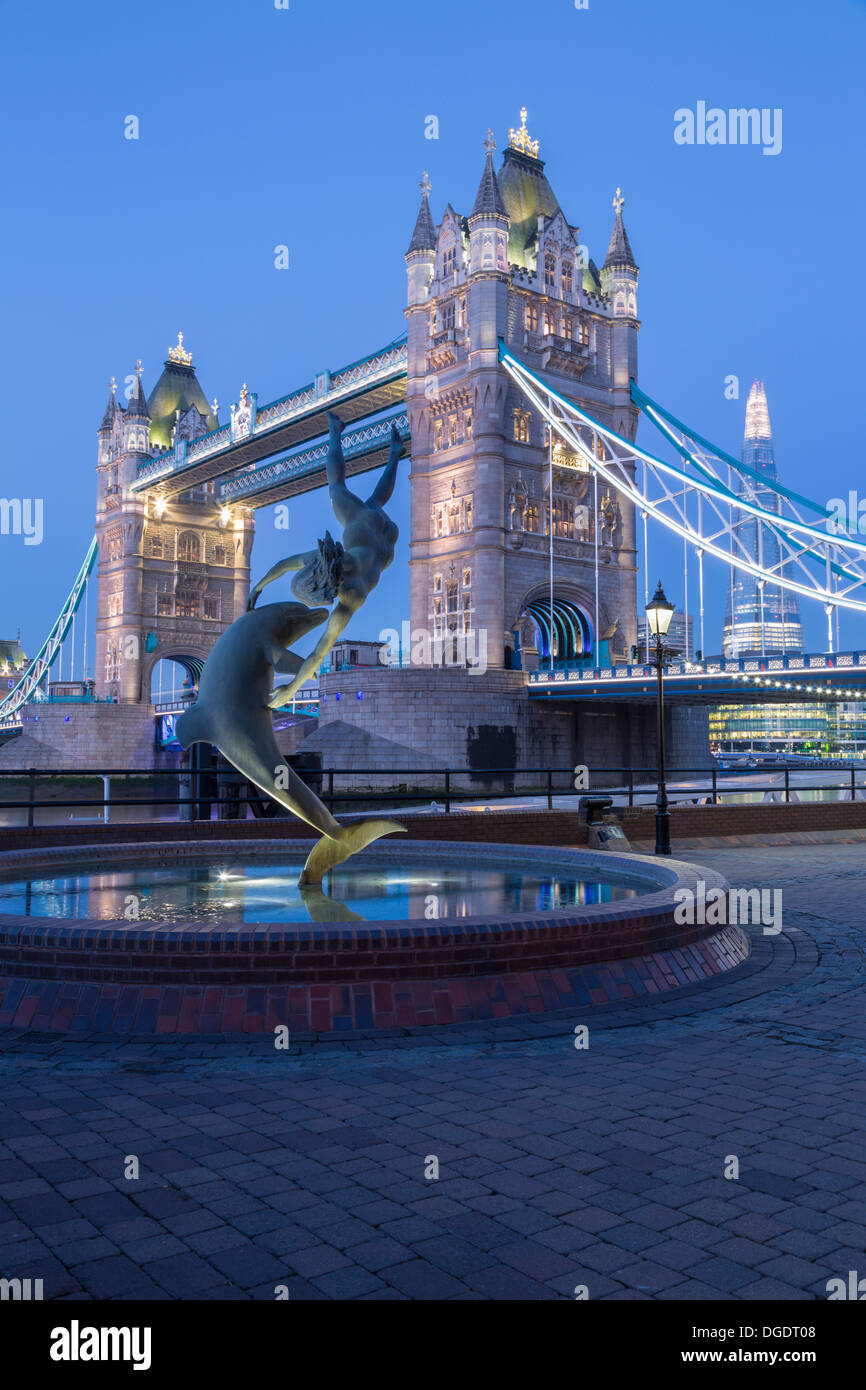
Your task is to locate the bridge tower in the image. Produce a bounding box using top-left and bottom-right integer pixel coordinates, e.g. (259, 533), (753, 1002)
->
(405, 111), (639, 670)
(93, 335), (254, 703)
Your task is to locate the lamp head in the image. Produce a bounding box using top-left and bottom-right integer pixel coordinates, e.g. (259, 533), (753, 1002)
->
(646, 580), (675, 638)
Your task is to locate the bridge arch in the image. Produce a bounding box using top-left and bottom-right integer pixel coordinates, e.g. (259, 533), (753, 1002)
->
(144, 648), (209, 706)
(514, 588), (597, 664)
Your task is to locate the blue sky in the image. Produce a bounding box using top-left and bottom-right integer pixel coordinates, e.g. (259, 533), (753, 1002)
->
(2, 0), (864, 662)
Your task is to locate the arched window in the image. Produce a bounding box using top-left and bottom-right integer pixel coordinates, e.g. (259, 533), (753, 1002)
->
(561, 258), (573, 295)
(525, 303), (538, 333)
(544, 254), (556, 291)
(177, 531), (200, 563)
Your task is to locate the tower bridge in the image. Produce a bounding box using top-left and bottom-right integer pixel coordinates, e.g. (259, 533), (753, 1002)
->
(2, 108), (864, 777)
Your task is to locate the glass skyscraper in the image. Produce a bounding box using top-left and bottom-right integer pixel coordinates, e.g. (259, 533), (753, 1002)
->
(722, 382), (803, 657)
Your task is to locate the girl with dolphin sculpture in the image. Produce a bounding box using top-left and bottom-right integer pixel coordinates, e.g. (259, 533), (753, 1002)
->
(176, 411), (407, 885)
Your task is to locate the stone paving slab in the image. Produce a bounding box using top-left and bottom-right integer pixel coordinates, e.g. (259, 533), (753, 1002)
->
(1, 840), (865, 1299)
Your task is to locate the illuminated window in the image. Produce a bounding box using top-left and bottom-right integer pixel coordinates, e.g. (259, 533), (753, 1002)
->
(562, 314), (573, 339)
(443, 301), (455, 331)
(577, 320), (590, 346)
(177, 594), (199, 619)
(525, 503), (539, 532)
(156, 594), (172, 616)
(434, 506), (445, 537)
(463, 568), (471, 587)
(513, 409), (530, 443)
(525, 303), (538, 333)
(442, 243), (457, 278)
(561, 258), (573, 294)
(177, 531), (200, 563)
(448, 501), (460, 534)
(544, 254), (556, 291)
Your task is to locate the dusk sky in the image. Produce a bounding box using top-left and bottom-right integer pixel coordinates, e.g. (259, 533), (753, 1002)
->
(2, 0), (864, 662)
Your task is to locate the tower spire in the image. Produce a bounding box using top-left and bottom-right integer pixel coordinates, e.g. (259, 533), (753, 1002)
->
(603, 187), (637, 270)
(127, 359), (150, 418)
(99, 377), (119, 430)
(744, 380), (772, 442)
(470, 131), (507, 218)
(406, 171), (436, 253)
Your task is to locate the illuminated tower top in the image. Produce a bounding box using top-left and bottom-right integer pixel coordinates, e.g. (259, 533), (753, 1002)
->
(744, 380), (772, 443)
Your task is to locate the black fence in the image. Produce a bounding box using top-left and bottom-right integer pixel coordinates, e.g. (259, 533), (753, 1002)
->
(1, 761), (866, 828)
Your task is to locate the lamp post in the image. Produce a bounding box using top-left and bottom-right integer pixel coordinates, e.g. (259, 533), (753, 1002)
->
(646, 580), (675, 856)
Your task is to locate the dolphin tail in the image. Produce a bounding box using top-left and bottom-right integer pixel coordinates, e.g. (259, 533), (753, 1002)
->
(176, 704), (210, 750)
(299, 818), (406, 887)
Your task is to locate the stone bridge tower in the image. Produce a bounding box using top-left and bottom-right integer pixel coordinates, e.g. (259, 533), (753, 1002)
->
(93, 335), (254, 703)
(405, 110), (640, 670)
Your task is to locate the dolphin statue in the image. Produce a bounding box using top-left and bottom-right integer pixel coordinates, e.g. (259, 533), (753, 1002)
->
(175, 601), (405, 886)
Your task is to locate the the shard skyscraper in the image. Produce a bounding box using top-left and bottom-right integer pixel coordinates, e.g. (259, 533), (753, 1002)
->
(722, 381), (803, 658)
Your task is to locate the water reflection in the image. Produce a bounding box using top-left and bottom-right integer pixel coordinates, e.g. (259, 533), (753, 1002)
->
(0, 859), (640, 925)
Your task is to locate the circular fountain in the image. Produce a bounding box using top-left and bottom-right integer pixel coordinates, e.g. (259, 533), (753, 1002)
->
(0, 840), (748, 1036)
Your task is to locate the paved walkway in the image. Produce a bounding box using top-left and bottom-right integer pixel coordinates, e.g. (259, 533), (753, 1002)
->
(1, 839), (864, 1300)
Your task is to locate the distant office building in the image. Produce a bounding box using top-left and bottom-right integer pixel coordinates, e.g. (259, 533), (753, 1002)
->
(709, 701), (866, 758)
(722, 382), (803, 658)
(637, 609), (694, 660)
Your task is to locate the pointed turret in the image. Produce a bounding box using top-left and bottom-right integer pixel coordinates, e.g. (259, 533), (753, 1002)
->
(99, 378), (120, 432)
(126, 363), (150, 418)
(471, 142), (507, 218)
(121, 360), (151, 457)
(600, 188), (639, 329)
(407, 171), (436, 253)
(603, 187), (637, 271)
(468, 131), (509, 275)
(405, 173), (437, 308)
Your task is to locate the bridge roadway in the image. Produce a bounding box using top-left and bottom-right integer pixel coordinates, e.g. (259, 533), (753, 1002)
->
(218, 410), (409, 508)
(528, 651), (866, 705)
(129, 336), (407, 502)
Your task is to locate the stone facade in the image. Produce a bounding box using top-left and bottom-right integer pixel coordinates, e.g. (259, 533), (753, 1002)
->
(93, 341), (253, 704)
(405, 114), (640, 673)
(306, 666), (713, 785)
(0, 702), (159, 771)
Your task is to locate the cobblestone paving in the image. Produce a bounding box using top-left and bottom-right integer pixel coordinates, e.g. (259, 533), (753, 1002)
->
(1, 841), (864, 1301)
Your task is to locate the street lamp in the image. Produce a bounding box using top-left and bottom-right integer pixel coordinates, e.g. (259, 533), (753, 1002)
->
(646, 580), (675, 856)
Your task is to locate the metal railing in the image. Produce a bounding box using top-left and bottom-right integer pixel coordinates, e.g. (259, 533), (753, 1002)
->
(1, 763), (865, 829)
